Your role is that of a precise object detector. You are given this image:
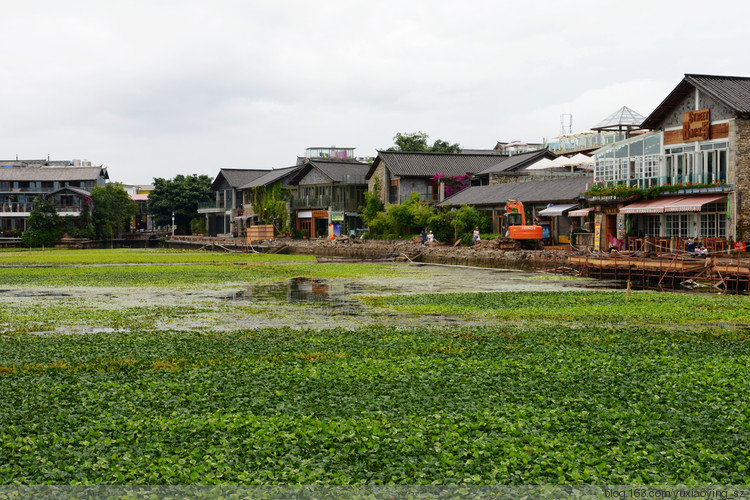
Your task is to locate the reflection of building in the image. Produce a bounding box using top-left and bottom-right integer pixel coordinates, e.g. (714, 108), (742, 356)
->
(590, 74), (747, 249)
(0, 159), (108, 235)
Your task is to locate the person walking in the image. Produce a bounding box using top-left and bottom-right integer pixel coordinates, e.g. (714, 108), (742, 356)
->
(472, 226), (480, 245)
(421, 228), (427, 247)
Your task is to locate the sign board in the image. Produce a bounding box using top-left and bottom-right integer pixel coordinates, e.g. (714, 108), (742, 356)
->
(594, 213), (603, 251)
(330, 211), (344, 222)
(734, 242), (746, 252)
(312, 210), (328, 219)
(682, 108), (710, 142)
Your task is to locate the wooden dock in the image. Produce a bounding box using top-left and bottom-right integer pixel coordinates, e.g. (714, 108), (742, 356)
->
(534, 250), (750, 293)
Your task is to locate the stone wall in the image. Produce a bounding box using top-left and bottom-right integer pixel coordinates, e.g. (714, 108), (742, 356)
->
(367, 162), (387, 203)
(735, 118), (750, 240)
(489, 173), (520, 185)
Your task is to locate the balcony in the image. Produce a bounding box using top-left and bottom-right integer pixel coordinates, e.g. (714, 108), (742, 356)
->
(291, 197), (361, 212)
(197, 201), (226, 214)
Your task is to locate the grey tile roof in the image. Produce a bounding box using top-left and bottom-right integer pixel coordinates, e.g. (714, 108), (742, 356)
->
(475, 150), (557, 175)
(642, 74), (750, 129)
(238, 165), (302, 190)
(368, 151), (511, 179)
(214, 169), (269, 189)
(293, 160), (370, 184)
(438, 176), (590, 207)
(48, 186), (91, 197)
(0, 166), (106, 182)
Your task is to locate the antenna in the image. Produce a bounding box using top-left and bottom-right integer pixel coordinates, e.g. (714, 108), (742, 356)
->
(560, 114), (573, 135)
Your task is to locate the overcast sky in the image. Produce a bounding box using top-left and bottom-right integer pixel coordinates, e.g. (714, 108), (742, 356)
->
(3, 1), (749, 184)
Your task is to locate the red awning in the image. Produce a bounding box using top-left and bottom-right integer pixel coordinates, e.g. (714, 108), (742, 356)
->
(663, 194), (727, 212)
(619, 196), (685, 214)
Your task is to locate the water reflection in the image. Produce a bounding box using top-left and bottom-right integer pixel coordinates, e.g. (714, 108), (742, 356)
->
(225, 277), (374, 315)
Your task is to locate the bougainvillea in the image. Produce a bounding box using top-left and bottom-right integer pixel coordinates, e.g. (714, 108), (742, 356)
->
(432, 174), (470, 198)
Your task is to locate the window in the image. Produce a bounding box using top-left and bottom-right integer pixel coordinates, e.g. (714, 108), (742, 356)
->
(389, 180), (398, 203)
(665, 214), (689, 237)
(700, 201), (727, 238)
(647, 215), (660, 236)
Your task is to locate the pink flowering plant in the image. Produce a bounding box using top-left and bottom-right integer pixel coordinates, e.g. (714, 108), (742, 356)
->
(432, 174), (470, 198)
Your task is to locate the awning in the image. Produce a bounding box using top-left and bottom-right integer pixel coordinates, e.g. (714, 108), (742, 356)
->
(538, 204), (578, 217)
(663, 194), (727, 212)
(297, 211), (313, 219)
(568, 207), (594, 217)
(619, 196), (684, 214)
(621, 195), (728, 214)
(233, 215), (250, 221)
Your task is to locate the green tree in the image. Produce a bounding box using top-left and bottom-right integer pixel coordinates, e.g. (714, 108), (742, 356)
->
(386, 132), (461, 153)
(250, 182), (291, 232)
(148, 175), (213, 234)
(22, 196), (62, 247)
(360, 178), (385, 225)
(91, 183), (137, 240)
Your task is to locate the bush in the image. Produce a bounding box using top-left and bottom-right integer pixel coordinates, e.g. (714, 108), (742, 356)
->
(190, 217), (207, 235)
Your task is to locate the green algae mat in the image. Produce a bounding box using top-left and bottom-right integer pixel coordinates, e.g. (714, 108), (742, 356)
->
(0, 249), (749, 485)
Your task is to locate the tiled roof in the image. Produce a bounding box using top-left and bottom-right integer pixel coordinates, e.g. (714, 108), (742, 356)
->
(292, 159), (370, 184)
(48, 186), (92, 197)
(438, 176), (590, 207)
(239, 165), (302, 190)
(0, 166), (106, 182)
(641, 74), (750, 129)
(475, 150), (557, 175)
(213, 169), (269, 189)
(368, 151), (510, 179)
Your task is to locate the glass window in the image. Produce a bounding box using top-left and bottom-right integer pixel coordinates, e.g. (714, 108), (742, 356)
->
(629, 138), (644, 156)
(665, 214), (689, 237)
(645, 134), (661, 155)
(647, 215), (660, 236)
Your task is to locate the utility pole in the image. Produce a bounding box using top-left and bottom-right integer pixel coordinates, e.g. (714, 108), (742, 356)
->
(171, 212), (175, 237)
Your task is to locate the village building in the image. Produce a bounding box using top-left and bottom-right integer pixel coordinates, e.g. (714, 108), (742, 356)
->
(237, 165), (302, 234)
(366, 151), (515, 205)
(0, 159), (108, 235)
(590, 74), (750, 252)
(288, 158), (370, 238)
(198, 169), (268, 236)
(437, 176), (590, 244)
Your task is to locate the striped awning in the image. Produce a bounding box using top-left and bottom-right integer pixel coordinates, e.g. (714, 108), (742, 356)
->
(568, 207), (594, 217)
(538, 204), (578, 217)
(621, 195), (727, 214)
(663, 194), (727, 212)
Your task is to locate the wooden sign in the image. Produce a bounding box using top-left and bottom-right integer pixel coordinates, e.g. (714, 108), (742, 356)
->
(682, 108), (710, 142)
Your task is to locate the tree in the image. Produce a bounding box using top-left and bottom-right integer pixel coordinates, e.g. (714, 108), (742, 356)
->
(359, 178), (385, 225)
(250, 182), (291, 232)
(386, 132), (461, 153)
(148, 174), (213, 234)
(22, 196), (62, 247)
(91, 183), (137, 240)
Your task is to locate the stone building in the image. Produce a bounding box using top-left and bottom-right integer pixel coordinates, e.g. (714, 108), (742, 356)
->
(592, 74), (750, 247)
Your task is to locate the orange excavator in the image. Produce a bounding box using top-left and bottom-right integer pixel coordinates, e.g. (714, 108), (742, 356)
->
(500, 200), (544, 250)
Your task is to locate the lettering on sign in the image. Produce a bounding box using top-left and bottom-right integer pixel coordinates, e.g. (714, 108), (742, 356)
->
(682, 108), (710, 142)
